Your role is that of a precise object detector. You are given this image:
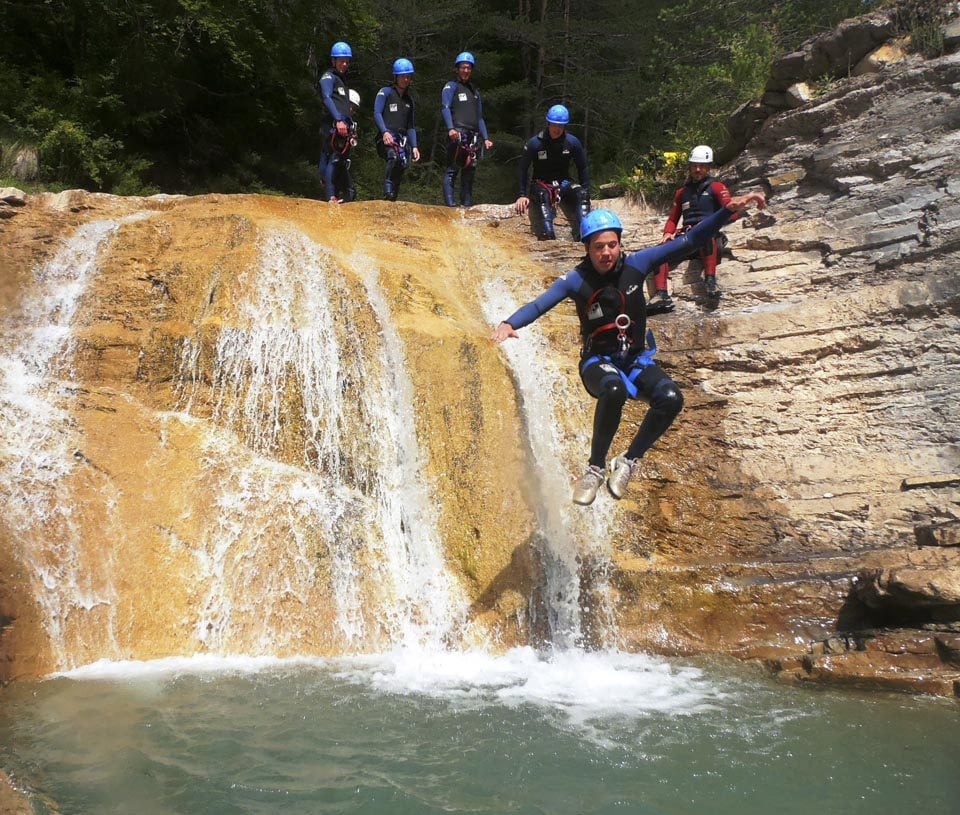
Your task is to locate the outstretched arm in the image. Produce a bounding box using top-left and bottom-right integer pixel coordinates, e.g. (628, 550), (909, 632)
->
(627, 192), (767, 276)
(491, 322), (520, 343)
(490, 273), (581, 341)
(727, 192), (765, 212)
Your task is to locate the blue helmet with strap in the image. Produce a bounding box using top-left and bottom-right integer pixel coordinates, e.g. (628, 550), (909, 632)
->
(580, 209), (622, 244)
(331, 41), (353, 58)
(454, 51), (475, 66)
(546, 104), (570, 125)
(392, 58), (414, 75)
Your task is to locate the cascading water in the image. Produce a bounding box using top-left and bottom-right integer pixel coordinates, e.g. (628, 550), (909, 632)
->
(0, 215), (149, 665)
(2, 202), (620, 672)
(175, 228), (466, 653)
(480, 277), (618, 649)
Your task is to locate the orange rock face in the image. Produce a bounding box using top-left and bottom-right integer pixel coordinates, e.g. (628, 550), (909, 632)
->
(0, 180), (958, 695)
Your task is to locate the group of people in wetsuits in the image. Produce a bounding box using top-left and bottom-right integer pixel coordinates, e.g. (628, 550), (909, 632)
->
(318, 43), (492, 207)
(320, 41), (767, 505)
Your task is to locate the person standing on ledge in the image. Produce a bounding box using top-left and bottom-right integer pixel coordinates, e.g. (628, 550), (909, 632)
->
(318, 41), (357, 203)
(491, 192), (766, 505)
(514, 104), (591, 241)
(649, 144), (736, 311)
(374, 58), (421, 201)
(440, 51), (493, 207)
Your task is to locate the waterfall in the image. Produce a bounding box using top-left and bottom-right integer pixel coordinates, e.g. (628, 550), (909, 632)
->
(176, 228), (465, 653)
(2, 203), (623, 671)
(352, 250), (466, 648)
(0, 215), (148, 665)
(480, 278), (617, 649)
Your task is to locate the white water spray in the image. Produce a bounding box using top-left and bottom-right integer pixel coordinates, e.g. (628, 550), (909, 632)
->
(0, 215), (149, 664)
(176, 229), (464, 652)
(352, 251), (467, 648)
(480, 278), (617, 649)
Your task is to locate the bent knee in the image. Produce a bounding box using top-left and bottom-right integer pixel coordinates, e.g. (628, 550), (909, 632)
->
(598, 377), (628, 403)
(651, 380), (683, 414)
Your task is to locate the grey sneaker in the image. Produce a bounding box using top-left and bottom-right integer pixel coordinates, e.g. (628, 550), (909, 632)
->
(572, 464), (605, 505)
(705, 276), (720, 297)
(648, 289), (675, 314)
(607, 455), (639, 499)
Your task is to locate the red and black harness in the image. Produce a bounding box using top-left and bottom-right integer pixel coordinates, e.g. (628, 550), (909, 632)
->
(581, 286), (657, 398)
(535, 179), (561, 208)
(454, 130), (480, 168)
(328, 120), (358, 158)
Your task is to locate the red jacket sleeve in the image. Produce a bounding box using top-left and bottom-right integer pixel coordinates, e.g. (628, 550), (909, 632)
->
(710, 180), (739, 223)
(662, 188), (684, 235)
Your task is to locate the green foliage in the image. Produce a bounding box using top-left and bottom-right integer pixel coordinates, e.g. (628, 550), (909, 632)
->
(618, 149), (688, 207)
(0, 0), (892, 199)
(894, 0), (949, 57)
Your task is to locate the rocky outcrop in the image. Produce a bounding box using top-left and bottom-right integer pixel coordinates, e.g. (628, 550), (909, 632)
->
(628, 3), (960, 695)
(0, 187), (26, 219)
(720, 0), (957, 163)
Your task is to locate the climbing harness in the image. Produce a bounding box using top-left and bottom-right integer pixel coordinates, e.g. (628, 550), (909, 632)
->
(390, 132), (409, 168)
(329, 119), (358, 158)
(581, 328), (658, 400)
(454, 130), (480, 168)
(584, 287), (633, 356)
(535, 179), (566, 208)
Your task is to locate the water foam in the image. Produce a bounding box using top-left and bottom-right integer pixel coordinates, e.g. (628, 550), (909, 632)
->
(55, 647), (720, 721)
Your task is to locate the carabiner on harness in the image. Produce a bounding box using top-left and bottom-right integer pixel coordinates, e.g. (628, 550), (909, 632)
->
(330, 120), (358, 157)
(394, 133), (409, 168)
(615, 313), (631, 357)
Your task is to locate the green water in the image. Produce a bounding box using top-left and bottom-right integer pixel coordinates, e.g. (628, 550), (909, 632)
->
(1, 650), (957, 815)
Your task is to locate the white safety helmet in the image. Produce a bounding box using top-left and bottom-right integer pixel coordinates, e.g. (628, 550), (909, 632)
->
(348, 89), (361, 107)
(688, 145), (713, 164)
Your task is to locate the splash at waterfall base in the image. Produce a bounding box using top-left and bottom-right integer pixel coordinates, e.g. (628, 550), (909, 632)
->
(1, 189), (959, 696)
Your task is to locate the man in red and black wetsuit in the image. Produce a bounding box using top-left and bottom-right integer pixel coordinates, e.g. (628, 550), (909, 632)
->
(650, 144), (735, 311)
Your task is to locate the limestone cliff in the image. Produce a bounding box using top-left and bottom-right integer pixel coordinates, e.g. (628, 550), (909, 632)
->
(1, 6), (958, 695)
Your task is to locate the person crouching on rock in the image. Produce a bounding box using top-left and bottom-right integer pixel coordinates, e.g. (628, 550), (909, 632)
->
(514, 104), (591, 241)
(649, 144), (737, 312)
(491, 192), (766, 505)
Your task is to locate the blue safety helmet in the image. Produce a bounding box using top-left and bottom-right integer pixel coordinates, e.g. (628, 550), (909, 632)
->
(546, 104), (570, 125)
(392, 58), (414, 75)
(454, 51), (475, 66)
(580, 209), (623, 244)
(330, 41), (353, 58)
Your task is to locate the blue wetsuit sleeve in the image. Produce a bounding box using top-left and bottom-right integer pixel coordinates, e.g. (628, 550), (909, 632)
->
(517, 140), (535, 197)
(477, 96), (489, 141)
(440, 83), (455, 130)
(407, 100), (417, 148)
(503, 272), (581, 329)
(320, 75), (344, 122)
(571, 137), (589, 189)
(625, 206), (734, 278)
(373, 89), (388, 133)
